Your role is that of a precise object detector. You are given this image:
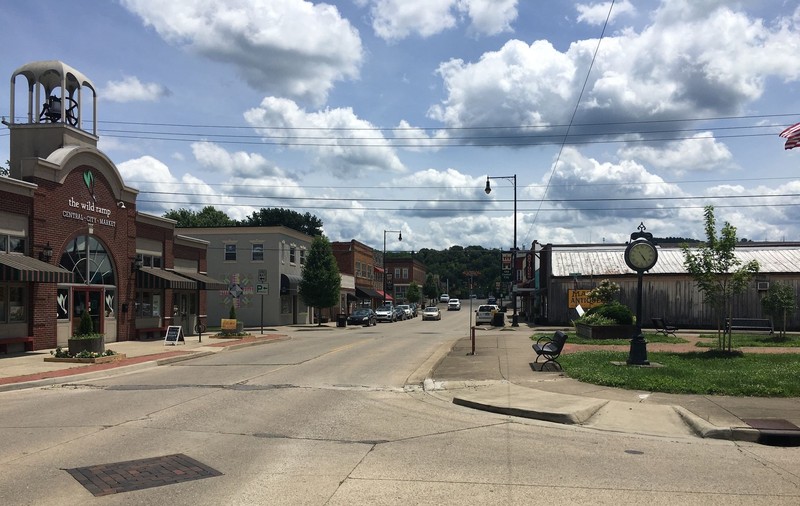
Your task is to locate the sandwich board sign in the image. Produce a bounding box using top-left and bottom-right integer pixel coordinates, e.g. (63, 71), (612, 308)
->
(164, 325), (185, 345)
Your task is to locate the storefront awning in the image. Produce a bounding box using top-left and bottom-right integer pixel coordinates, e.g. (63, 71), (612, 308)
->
(355, 286), (382, 299)
(175, 270), (227, 290)
(137, 267), (197, 290)
(377, 290), (393, 302)
(281, 273), (302, 295)
(0, 254), (74, 283)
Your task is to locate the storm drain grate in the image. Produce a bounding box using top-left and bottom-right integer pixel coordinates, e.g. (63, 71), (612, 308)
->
(743, 418), (800, 431)
(65, 453), (223, 496)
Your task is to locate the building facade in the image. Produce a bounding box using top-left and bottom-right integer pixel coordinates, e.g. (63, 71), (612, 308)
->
(331, 240), (385, 309)
(384, 256), (427, 304)
(1, 60), (223, 351)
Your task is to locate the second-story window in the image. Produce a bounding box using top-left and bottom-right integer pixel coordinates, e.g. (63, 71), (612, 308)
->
(402, 268), (409, 279)
(225, 244), (237, 261)
(252, 243), (264, 262)
(300, 248), (306, 266)
(290, 245), (296, 264)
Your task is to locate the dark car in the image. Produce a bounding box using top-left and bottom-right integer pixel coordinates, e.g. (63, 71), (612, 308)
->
(347, 308), (377, 327)
(394, 307), (407, 321)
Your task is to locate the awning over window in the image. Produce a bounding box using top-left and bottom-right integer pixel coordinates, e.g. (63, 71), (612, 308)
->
(377, 290), (393, 302)
(280, 273), (302, 295)
(355, 286), (381, 299)
(0, 254), (74, 283)
(137, 267), (197, 290)
(175, 270), (227, 290)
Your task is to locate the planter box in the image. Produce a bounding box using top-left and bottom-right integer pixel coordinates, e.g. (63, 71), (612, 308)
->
(44, 353), (126, 364)
(575, 323), (637, 340)
(68, 337), (105, 355)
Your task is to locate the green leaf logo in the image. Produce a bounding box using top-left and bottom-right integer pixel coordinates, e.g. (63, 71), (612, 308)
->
(83, 170), (96, 200)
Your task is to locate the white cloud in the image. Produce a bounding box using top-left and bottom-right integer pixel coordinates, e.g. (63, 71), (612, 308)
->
(190, 141), (285, 179)
(103, 76), (171, 102)
(576, 0), (635, 26)
(618, 133), (735, 174)
(121, 0), (362, 106)
(360, 0), (517, 41)
(243, 97), (406, 176)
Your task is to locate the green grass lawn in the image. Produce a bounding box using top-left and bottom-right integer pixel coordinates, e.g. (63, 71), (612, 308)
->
(696, 333), (800, 347)
(533, 332), (687, 346)
(558, 350), (800, 397)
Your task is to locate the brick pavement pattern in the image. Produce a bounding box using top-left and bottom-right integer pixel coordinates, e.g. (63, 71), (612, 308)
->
(66, 453), (223, 496)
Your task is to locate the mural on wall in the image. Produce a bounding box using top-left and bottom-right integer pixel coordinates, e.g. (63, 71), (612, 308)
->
(221, 273), (255, 309)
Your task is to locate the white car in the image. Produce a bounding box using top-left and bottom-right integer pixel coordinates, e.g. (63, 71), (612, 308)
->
(375, 305), (396, 322)
(447, 299), (461, 311)
(439, 293), (450, 303)
(475, 304), (499, 324)
(422, 306), (441, 321)
(397, 304), (413, 318)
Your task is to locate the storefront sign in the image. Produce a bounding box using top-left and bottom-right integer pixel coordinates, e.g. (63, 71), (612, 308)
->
(63, 196), (117, 228)
(567, 289), (601, 309)
(221, 319), (238, 330)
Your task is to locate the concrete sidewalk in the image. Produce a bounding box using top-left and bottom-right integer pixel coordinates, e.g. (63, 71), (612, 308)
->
(428, 327), (800, 446)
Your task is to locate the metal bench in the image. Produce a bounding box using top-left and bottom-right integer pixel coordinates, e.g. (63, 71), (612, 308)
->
(532, 330), (569, 370)
(725, 318), (773, 336)
(651, 317), (678, 337)
(0, 337), (35, 354)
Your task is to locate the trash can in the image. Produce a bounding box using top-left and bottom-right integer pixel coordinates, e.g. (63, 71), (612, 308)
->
(492, 312), (505, 327)
(337, 314), (347, 327)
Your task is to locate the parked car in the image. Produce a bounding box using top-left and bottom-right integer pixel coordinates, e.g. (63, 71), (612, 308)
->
(422, 306), (441, 321)
(447, 299), (461, 311)
(440, 293), (450, 303)
(375, 305), (396, 322)
(346, 308), (377, 327)
(487, 296), (497, 305)
(397, 304), (413, 318)
(394, 307), (407, 321)
(408, 303), (418, 317)
(475, 304), (499, 325)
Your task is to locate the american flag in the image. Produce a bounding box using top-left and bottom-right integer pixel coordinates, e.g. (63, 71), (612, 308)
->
(779, 122), (800, 150)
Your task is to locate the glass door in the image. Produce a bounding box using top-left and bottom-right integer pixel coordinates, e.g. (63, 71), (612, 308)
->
(72, 288), (103, 335)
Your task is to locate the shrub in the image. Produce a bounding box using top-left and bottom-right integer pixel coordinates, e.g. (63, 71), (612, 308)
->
(576, 301), (635, 326)
(76, 310), (94, 336)
(229, 304), (237, 320)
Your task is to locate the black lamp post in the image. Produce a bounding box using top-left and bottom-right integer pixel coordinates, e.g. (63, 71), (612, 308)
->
(383, 229), (402, 305)
(485, 174), (519, 327)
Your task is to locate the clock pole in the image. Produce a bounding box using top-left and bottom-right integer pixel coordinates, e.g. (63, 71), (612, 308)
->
(624, 223), (656, 365)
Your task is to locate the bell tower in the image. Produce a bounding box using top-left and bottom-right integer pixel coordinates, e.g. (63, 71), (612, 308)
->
(6, 60), (98, 179)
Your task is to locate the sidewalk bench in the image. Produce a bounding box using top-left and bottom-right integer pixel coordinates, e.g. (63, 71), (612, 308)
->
(136, 327), (166, 340)
(532, 330), (568, 371)
(651, 317), (678, 337)
(725, 318), (773, 335)
(0, 337), (35, 354)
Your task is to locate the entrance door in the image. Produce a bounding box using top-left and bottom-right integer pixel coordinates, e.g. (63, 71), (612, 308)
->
(173, 292), (196, 336)
(73, 288), (103, 335)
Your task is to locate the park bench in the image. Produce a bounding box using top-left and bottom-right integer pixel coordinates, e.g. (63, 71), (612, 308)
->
(0, 336), (35, 354)
(725, 318), (773, 336)
(651, 317), (678, 337)
(532, 330), (568, 370)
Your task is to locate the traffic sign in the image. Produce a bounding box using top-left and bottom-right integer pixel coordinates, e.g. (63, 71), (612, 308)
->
(256, 283), (269, 294)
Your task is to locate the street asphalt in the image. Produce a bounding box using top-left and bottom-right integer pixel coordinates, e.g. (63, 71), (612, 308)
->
(1, 325), (799, 447)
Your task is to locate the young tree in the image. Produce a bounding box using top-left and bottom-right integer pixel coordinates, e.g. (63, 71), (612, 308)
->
(299, 236), (341, 326)
(761, 282), (797, 340)
(682, 206), (759, 352)
(406, 282), (421, 305)
(423, 274), (438, 305)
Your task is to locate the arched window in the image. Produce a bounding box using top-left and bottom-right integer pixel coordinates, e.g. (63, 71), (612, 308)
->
(59, 235), (116, 285)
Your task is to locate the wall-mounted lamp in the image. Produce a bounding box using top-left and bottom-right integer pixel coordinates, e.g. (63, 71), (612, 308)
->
(40, 242), (53, 262)
(131, 258), (143, 272)
(117, 201), (126, 209)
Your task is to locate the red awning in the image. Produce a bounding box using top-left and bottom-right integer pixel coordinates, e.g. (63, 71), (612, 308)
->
(377, 290), (393, 302)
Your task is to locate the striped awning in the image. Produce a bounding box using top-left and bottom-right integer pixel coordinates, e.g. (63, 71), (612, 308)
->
(356, 286), (382, 300)
(175, 270), (227, 290)
(0, 254), (74, 283)
(137, 267), (197, 290)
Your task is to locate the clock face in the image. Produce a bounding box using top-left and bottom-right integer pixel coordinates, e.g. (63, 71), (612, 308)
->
(626, 240), (658, 271)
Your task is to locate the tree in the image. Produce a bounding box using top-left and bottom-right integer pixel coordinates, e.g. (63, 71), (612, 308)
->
(242, 208), (323, 236)
(682, 206), (759, 352)
(164, 206), (235, 227)
(406, 282), (421, 305)
(761, 282), (797, 340)
(423, 274), (438, 305)
(587, 279), (620, 305)
(1, 160), (9, 177)
(299, 236), (341, 325)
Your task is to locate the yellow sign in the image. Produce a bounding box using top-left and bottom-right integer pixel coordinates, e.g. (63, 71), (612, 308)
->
(568, 290), (600, 309)
(221, 318), (238, 330)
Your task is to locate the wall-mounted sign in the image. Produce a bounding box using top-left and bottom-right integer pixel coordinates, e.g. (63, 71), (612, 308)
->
(567, 289), (601, 309)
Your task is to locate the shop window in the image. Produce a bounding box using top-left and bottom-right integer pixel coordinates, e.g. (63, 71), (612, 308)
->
(0, 235), (25, 254)
(252, 243), (264, 262)
(57, 288), (69, 320)
(8, 286), (25, 322)
(136, 291), (161, 318)
(61, 235), (116, 286)
(225, 244), (237, 261)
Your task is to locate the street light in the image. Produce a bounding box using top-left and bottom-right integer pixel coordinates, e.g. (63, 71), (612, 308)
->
(383, 229), (402, 305)
(485, 174), (519, 327)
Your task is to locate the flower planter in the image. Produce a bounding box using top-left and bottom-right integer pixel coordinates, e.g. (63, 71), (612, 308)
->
(67, 336), (105, 355)
(575, 323), (637, 340)
(44, 354), (126, 364)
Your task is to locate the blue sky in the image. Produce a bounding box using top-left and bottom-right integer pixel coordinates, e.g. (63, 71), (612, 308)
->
(3, 0), (800, 253)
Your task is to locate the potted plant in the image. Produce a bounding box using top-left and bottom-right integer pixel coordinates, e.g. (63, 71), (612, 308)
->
(574, 280), (636, 339)
(68, 310), (105, 355)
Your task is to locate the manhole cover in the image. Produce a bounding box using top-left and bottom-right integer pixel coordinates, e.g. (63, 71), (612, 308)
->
(66, 453), (222, 496)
